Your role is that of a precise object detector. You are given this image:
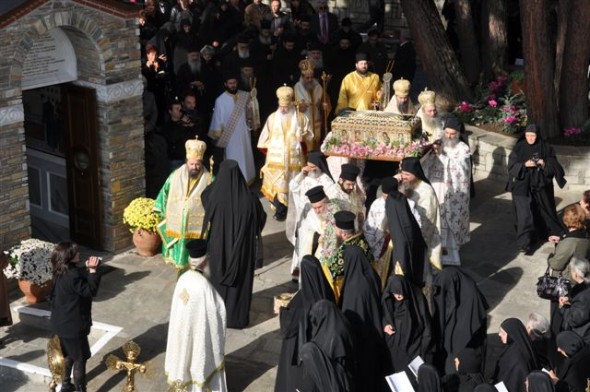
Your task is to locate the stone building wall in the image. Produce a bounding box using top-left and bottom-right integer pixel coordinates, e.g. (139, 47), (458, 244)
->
(0, 0), (144, 252)
(468, 126), (590, 191)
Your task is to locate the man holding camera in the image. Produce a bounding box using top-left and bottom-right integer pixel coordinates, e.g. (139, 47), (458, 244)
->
(506, 124), (566, 254)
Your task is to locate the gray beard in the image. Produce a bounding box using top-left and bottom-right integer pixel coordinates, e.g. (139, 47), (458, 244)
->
(422, 114), (442, 132)
(303, 80), (317, 90)
(313, 57), (323, 69)
(188, 59), (201, 74)
(442, 136), (460, 149)
(308, 169), (320, 179)
(259, 35), (271, 45)
(238, 49), (250, 59)
(278, 109), (294, 120)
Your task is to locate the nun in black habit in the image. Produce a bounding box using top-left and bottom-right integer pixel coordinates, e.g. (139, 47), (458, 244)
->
(442, 348), (486, 392)
(506, 124), (566, 253)
(275, 255), (336, 392)
(555, 331), (590, 392)
(417, 363), (443, 392)
(493, 318), (539, 392)
(382, 275), (434, 374)
(339, 244), (384, 392)
(384, 177), (427, 286)
(433, 267), (489, 375)
(525, 371), (555, 392)
(299, 300), (356, 392)
(201, 160), (266, 329)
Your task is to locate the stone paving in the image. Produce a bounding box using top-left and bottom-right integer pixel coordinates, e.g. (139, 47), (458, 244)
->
(0, 176), (583, 391)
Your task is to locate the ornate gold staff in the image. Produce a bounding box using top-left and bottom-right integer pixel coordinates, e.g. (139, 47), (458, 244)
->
(380, 59), (395, 110)
(209, 155), (214, 183)
(105, 340), (152, 392)
(47, 335), (65, 392)
(320, 71), (332, 139)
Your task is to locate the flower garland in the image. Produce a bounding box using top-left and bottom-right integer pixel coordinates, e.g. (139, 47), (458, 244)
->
(3, 239), (55, 285)
(321, 132), (430, 159)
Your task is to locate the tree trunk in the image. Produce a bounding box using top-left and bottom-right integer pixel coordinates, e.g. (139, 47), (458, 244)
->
(453, 0), (481, 85)
(559, 0), (590, 129)
(400, 0), (472, 104)
(519, 0), (559, 138)
(553, 0), (570, 99)
(481, 0), (508, 80)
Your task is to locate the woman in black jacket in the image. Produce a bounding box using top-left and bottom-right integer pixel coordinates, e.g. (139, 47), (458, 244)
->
(50, 242), (101, 392)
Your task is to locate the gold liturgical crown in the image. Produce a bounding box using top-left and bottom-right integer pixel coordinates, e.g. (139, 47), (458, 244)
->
(185, 138), (207, 160)
(276, 85), (294, 105)
(393, 78), (411, 97)
(418, 88), (436, 107)
(299, 58), (316, 76)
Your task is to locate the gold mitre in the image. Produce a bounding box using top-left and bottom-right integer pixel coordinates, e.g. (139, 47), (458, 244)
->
(276, 85), (294, 105)
(418, 88), (436, 107)
(393, 78), (411, 97)
(185, 137), (207, 160)
(299, 58), (316, 76)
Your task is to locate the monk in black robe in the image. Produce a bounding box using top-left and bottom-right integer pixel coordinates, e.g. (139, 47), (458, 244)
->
(385, 177), (426, 286)
(339, 244), (383, 392)
(493, 318), (538, 392)
(275, 255), (335, 392)
(300, 300), (355, 392)
(201, 160), (266, 329)
(433, 267), (489, 375)
(506, 124), (566, 253)
(382, 275), (434, 374)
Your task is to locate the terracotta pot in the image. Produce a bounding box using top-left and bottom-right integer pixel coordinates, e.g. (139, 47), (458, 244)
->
(18, 279), (53, 304)
(132, 228), (161, 257)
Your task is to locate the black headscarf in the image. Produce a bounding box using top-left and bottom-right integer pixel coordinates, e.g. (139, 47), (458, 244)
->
(385, 185), (426, 286)
(307, 151), (334, 181)
(401, 156), (430, 184)
(299, 341), (353, 392)
(308, 299), (354, 361)
(556, 331), (585, 357)
(382, 275), (432, 361)
(473, 385), (496, 392)
(201, 160), (266, 286)
(455, 347), (486, 390)
(417, 363), (442, 392)
(433, 267), (489, 358)
(501, 318), (538, 370)
(493, 318), (538, 392)
(340, 245), (383, 337)
(526, 370), (555, 392)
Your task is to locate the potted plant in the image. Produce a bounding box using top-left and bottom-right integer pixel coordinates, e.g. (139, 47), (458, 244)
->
(509, 70), (525, 95)
(123, 197), (162, 257)
(3, 238), (55, 304)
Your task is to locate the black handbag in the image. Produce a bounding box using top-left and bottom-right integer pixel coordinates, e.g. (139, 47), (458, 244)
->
(536, 267), (572, 301)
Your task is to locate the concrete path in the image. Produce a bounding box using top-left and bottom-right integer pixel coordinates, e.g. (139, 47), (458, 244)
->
(0, 176), (582, 391)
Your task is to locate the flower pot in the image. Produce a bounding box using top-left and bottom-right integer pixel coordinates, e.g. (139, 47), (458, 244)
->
(132, 228), (161, 257)
(18, 279), (53, 304)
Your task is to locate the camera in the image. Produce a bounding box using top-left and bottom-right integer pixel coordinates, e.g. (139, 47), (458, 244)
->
(531, 152), (540, 164)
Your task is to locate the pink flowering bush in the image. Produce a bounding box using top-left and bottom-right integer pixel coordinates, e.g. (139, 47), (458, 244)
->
(563, 127), (582, 137)
(453, 74), (527, 134)
(321, 133), (431, 160)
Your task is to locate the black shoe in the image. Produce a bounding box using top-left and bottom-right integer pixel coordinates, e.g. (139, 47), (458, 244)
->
(60, 382), (75, 392)
(273, 212), (287, 222)
(520, 245), (532, 255)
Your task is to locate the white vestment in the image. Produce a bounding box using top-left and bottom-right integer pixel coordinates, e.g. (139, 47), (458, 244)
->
(416, 107), (444, 140)
(383, 96), (416, 115)
(405, 180), (443, 282)
(294, 79), (323, 149)
(363, 196), (388, 260)
(165, 270), (227, 392)
(209, 91), (256, 183)
(325, 182), (366, 230)
(285, 171), (334, 246)
(421, 141), (471, 265)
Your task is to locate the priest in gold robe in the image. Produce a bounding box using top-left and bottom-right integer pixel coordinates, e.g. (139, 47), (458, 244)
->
(258, 85), (313, 221)
(416, 89), (444, 140)
(154, 138), (211, 270)
(294, 58), (325, 151)
(384, 78), (416, 115)
(335, 52), (382, 115)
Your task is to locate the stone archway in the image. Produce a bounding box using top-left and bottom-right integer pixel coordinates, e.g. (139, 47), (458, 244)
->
(0, 1), (144, 252)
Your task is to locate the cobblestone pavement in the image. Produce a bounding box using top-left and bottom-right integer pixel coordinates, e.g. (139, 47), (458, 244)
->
(0, 176), (582, 391)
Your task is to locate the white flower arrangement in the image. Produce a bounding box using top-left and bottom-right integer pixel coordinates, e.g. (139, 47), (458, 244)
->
(3, 239), (55, 285)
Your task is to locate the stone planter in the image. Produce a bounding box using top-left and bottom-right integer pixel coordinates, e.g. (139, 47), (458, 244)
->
(18, 279), (53, 304)
(132, 229), (161, 257)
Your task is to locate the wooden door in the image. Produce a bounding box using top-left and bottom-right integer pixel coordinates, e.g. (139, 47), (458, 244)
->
(62, 84), (102, 249)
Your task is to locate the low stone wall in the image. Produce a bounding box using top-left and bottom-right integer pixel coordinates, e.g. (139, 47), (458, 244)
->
(468, 125), (590, 191)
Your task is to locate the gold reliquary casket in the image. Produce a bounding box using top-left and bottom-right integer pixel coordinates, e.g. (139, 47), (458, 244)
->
(321, 110), (427, 161)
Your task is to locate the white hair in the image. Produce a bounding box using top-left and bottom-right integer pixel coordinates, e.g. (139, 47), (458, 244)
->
(570, 257), (590, 284)
(526, 312), (549, 339)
